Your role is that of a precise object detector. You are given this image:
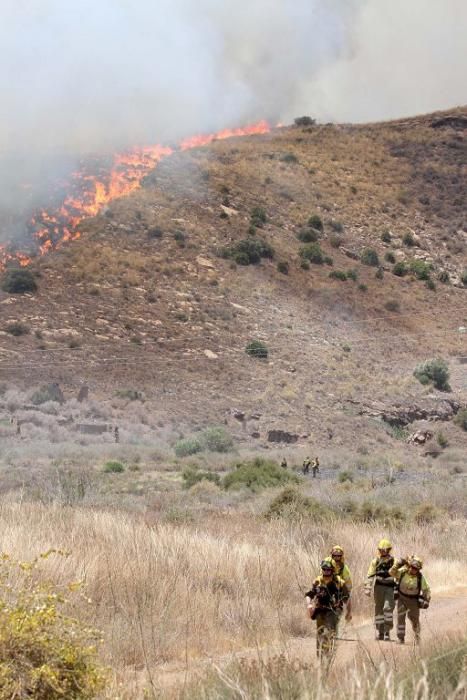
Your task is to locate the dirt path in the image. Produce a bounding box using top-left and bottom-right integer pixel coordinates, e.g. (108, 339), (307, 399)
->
(155, 590), (467, 694)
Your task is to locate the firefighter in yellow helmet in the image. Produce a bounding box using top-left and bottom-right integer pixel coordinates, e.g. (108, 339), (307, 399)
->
(389, 555), (431, 644)
(364, 539), (396, 641)
(324, 545), (352, 621)
(305, 560), (350, 662)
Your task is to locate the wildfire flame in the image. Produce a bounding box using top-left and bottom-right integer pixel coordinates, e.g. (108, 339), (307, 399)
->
(0, 120), (271, 270)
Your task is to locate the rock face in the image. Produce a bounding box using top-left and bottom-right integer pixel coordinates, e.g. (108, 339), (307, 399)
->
(352, 399), (461, 427)
(267, 430), (299, 444)
(407, 430), (433, 445)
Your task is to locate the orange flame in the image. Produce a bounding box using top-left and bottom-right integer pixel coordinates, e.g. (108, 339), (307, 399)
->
(0, 121), (270, 270)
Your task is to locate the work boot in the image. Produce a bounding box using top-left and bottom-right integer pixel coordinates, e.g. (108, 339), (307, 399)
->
(397, 637), (405, 645)
(376, 630), (384, 641)
(384, 632), (391, 642)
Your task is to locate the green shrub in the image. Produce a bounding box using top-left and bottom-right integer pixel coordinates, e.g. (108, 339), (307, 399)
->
(460, 269), (467, 286)
(393, 261), (408, 277)
(297, 228), (319, 243)
(173, 230), (186, 247)
(346, 268), (358, 281)
(280, 153), (298, 164)
(375, 267), (384, 279)
(338, 470), (354, 483)
(414, 358), (450, 391)
(380, 230), (391, 243)
(384, 299), (400, 312)
(329, 234), (343, 248)
(329, 220), (343, 233)
(307, 214), (323, 231)
(1, 268), (37, 294)
(115, 389), (143, 401)
(425, 278), (436, 291)
(299, 243), (324, 264)
(265, 487), (330, 520)
(223, 458), (299, 492)
(182, 467), (221, 489)
(250, 206), (267, 228)
(103, 460), (125, 473)
(174, 438), (203, 458)
(300, 260), (310, 270)
(147, 226), (163, 239)
(294, 116), (315, 126)
(358, 283), (367, 292)
(31, 383), (65, 405)
(4, 321), (29, 336)
(277, 261), (289, 275)
(409, 259), (432, 280)
(361, 247), (379, 266)
(323, 255), (333, 266)
(403, 231), (415, 247)
(385, 251), (396, 264)
(0, 553), (106, 699)
(454, 408), (467, 431)
(438, 270), (450, 284)
(245, 340), (268, 359)
(437, 431), (448, 448)
(201, 426), (234, 453)
(329, 270), (347, 281)
(227, 238), (274, 265)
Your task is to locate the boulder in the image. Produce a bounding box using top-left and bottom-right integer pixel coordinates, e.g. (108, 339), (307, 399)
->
(267, 430), (299, 444)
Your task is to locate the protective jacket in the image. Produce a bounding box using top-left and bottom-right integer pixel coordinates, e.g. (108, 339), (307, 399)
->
(306, 574), (349, 611)
(365, 555), (395, 592)
(324, 557), (352, 592)
(389, 564), (431, 601)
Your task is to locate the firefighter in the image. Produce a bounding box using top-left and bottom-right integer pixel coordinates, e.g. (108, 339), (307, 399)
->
(302, 457), (311, 475)
(312, 457), (320, 478)
(364, 539), (396, 641)
(305, 560), (350, 661)
(280, 457), (288, 469)
(390, 555), (430, 644)
(325, 545), (352, 621)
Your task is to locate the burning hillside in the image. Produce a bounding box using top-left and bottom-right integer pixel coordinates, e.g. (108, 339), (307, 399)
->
(0, 121), (270, 270)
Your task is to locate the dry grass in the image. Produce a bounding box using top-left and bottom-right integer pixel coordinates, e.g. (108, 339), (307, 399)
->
(0, 498), (465, 697)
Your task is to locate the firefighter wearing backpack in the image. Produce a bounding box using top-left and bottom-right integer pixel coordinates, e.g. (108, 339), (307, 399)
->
(364, 539), (396, 641)
(305, 560), (350, 659)
(324, 545), (352, 621)
(389, 555), (430, 644)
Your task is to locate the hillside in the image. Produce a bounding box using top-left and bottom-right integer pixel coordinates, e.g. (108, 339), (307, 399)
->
(0, 107), (466, 454)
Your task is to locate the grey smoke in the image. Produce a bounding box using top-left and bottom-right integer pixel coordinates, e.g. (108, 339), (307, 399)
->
(0, 0), (465, 228)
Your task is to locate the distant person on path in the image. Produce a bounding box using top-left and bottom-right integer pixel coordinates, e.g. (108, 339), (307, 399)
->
(364, 539), (396, 641)
(280, 457), (288, 469)
(312, 457), (320, 477)
(302, 457), (311, 475)
(390, 555), (430, 644)
(114, 426), (119, 443)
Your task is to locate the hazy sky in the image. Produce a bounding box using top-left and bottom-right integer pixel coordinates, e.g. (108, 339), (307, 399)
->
(1, 0), (465, 160)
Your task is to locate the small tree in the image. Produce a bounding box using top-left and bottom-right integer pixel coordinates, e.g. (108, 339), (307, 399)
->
(1, 268), (37, 294)
(308, 214), (323, 231)
(414, 358), (450, 391)
(299, 243), (324, 264)
(246, 340), (268, 359)
(361, 248), (379, 266)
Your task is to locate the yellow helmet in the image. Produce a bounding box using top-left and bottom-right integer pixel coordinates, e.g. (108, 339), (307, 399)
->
(409, 556), (423, 569)
(378, 539), (392, 551)
(331, 545), (344, 556)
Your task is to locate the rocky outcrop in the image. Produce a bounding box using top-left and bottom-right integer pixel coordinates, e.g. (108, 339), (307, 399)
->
(267, 430), (299, 444)
(349, 399), (461, 427)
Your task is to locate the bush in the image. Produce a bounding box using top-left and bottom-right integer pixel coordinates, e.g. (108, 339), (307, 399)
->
(384, 299), (400, 312)
(115, 389), (143, 401)
(393, 261), (408, 277)
(323, 255), (333, 266)
(329, 220), (343, 233)
(31, 383), (65, 405)
(426, 278), (436, 291)
(299, 243), (324, 264)
(329, 270), (347, 281)
(437, 431), (448, 448)
(174, 437), (203, 458)
(308, 214), (323, 231)
(414, 358), (450, 391)
(414, 503), (440, 524)
(280, 153), (298, 164)
(4, 321), (29, 336)
(338, 470), (354, 483)
(409, 259), (432, 280)
(381, 230), (391, 243)
(201, 426), (234, 453)
(245, 340), (268, 359)
(294, 116), (316, 126)
(223, 458), (299, 492)
(182, 467), (221, 489)
(460, 270), (467, 286)
(173, 230), (186, 247)
(250, 207), (267, 228)
(375, 266), (384, 279)
(346, 268), (358, 281)
(103, 460), (125, 473)
(361, 247), (379, 266)
(226, 238), (274, 265)
(277, 261), (289, 275)
(297, 228), (319, 243)
(329, 234), (343, 249)
(385, 251), (396, 264)
(1, 268), (37, 294)
(454, 408), (467, 431)
(358, 283), (367, 292)
(0, 553), (106, 699)
(147, 226), (163, 239)
(300, 260), (310, 270)
(403, 231), (415, 247)
(438, 270), (450, 284)
(265, 487), (330, 520)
